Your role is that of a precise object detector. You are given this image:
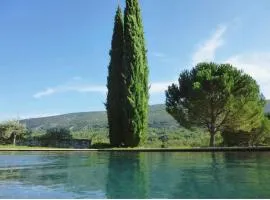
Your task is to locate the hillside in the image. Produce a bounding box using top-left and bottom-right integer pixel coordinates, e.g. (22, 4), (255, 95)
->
(21, 102), (270, 132)
(21, 104), (179, 131)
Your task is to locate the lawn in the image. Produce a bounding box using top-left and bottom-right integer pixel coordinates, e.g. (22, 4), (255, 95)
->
(0, 145), (68, 150)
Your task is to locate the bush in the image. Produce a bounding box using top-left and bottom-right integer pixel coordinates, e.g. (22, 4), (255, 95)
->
(91, 142), (112, 149)
(41, 128), (72, 141)
(221, 117), (270, 146)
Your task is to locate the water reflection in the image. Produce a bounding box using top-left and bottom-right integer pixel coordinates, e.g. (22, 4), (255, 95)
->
(0, 152), (270, 198)
(106, 152), (148, 198)
(170, 152), (270, 198)
(169, 153), (225, 198)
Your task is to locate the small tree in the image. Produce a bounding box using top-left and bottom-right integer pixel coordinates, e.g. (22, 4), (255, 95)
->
(0, 120), (27, 145)
(166, 62), (265, 147)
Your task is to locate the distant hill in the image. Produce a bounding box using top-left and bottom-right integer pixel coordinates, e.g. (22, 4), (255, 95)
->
(21, 104), (179, 131)
(21, 102), (270, 132)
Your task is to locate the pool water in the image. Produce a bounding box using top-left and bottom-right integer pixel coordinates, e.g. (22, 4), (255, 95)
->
(0, 151), (270, 198)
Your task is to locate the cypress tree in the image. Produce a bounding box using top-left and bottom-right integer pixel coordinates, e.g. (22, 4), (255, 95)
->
(106, 6), (125, 147)
(123, 0), (149, 146)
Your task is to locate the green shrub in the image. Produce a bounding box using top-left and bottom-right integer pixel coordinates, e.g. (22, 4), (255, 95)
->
(41, 128), (72, 141)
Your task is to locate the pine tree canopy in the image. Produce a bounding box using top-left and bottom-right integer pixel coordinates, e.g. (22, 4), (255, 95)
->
(166, 62), (265, 147)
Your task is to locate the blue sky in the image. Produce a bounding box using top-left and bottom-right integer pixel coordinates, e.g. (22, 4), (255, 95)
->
(1, 0), (270, 120)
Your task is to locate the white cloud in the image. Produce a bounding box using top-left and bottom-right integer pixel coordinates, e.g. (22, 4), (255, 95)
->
(191, 22), (270, 98)
(192, 25), (227, 65)
(33, 84), (107, 99)
(33, 78), (175, 99)
(225, 52), (270, 98)
(149, 81), (174, 94)
(33, 88), (56, 99)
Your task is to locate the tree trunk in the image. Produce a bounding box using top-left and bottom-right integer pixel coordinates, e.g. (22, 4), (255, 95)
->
(13, 133), (16, 146)
(209, 132), (215, 147)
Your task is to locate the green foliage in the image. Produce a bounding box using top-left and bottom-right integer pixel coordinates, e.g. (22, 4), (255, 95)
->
(72, 130), (93, 139)
(40, 127), (73, 141)
(106, 6), (125, 147)
(33, 128), (73, 147)
(222, 116), (270, 146)
(166, 62), (265, 147)
(79, 127), (219, 148)
(0, 120), (27, 145)
(146, 128), (213, 148)
(123, 0), (149, 147)
(90, 131), (109, 145)
(248, 117), (270, 146)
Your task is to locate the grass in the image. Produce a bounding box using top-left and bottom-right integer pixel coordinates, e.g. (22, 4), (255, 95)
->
(0, 145), (67, 150)
(0, 142), (191, 150)
(1, 145), (270, 152)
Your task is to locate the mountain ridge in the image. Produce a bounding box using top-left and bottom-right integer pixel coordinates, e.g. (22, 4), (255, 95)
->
(21, 102), (270, 131)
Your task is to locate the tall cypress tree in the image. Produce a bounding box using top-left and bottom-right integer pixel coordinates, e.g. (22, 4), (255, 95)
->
(123, 0), (149, 146)
(106, 6), (125, 147)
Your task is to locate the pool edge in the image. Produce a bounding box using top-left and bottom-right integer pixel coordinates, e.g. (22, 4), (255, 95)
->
(1, 146), (270, 152)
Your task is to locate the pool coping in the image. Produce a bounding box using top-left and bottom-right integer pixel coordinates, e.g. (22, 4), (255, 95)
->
(0, 146), (270, 152)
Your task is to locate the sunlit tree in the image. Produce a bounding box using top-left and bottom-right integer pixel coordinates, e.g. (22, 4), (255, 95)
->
(166, 62), (265, 147)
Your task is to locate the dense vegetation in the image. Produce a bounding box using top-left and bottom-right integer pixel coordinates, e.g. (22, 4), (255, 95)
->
(166, 63), (268, 147)
(221, 114), (270, 146)
(40, 127), (73, 141)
